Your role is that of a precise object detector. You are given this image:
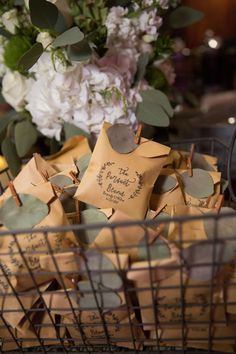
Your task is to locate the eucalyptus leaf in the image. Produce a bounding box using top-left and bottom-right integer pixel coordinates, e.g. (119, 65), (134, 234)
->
(78, 281), (121, 310)
(204, 207), (236, 249)
(107, 123), (137, 154)
(68, 39), (92, 62)
(0, 194), (49, 230)
(18, 43), (44, 71)
(136, 89), (173, 127)
(75, 153), (92, 180)
(154, 175), (177, 194)
(181, 169), (214, 199)
(53, 26), (84, 47)
(14, 120), (38, 158)
(221, 179), (229, 193)
(0, 110), (15, 135)
(54, 11), (68, 34)
(49, 175), (73, 189)
(64, 122), (89, 140)
(81, 251), (122, 290)
(77, 209), (108, 245)
(1, 138), (21, 177)
(29, 0), (59, 30)
(182, 241), (234, 281)
(192, 152), (215, 171)
(60, 193), (76, 213)
(167, 6), (204, 29)
(134, 52), (149, 86)
(138, 237), (171, 261)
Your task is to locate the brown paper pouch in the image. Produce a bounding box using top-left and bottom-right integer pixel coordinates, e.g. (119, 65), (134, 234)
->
(150, 169), (185, 210)
(90, 210), (160, 261)
(75, 122), (170, 219)
(164, 150), (218, 171)
(0, 182), (78, 291)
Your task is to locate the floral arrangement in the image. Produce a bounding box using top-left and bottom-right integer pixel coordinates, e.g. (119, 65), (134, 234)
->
(0, 0), (203, 175)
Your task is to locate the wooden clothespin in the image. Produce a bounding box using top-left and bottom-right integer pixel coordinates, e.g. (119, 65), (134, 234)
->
(8, 181), (22, 207)
(187, 143), (195, 177)
(69, 171), (80, 184)
(74, 199), (80, 224)
(135, 123), (143, 145)
(215, 194), (224, 213)
(51, 183), (63, 195)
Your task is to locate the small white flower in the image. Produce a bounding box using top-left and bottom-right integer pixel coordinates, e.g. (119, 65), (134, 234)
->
(36, 32), (54, 49)
(1, 9), (19, 34)
(2, 71), (31, 111)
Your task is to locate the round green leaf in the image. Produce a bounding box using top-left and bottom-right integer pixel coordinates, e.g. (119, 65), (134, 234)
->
(64, 122), (90, 140)
(204, 207), (236, 249)
(154, 175), (177, 194)
(14, 120), (38, 158)
(75, 153), (92, 180)
(136, 89), (173, 127)
(106, 124), (137, 154)
(77, 209), (108, 245)
(81, 251), (123, 290)
(181, 168), (214, 198)
(78, 280), (121, 310)
(68, 39), (92, 62)
(18, 43), (44, 71)
(49, 175), (73, 189)
(168, 6), (204, 29)
(192, 153), (215, 171)
(182, 241), (234, 281)
(53, 26), (84, 47)
(138, 237), (171, 261)
(0, 194), (49, 230)
(1, 138), (21, 177)
(29, 0), (59, 30)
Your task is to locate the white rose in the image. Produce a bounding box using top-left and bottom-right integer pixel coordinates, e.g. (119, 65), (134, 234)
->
(1, 9), (19, 34)
(36, 32), (53, 49)
(2, 71), (31, 112)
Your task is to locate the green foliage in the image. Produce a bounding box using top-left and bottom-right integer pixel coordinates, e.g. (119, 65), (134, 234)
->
(1, 137), (21, 177)
(18, 42), (44, 71)
(63, 122), (90, 140)
(53, 26), (84, 47)
(3, 35), (31, 70)
(145, 67), (168, 91)
(14, 119), (38, 157)
(29, 0), (59, 30)
(167, 6), (204, 29)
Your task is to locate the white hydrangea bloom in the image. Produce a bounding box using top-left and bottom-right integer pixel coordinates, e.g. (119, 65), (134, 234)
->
(26, 54), (140, 140)
(2, 70), (32, 111)
(1, 9), (19, 34)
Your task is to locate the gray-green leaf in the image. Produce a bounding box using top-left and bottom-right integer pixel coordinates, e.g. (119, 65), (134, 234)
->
(136, 89), (173, 127)
(29, 0), (59, 30)
(18, 43), (44, 71)
(107, 123), (137, 154)
(1, 138), (21, 177)
(134, 52), (149, 86)
(192, 152), (215, 171)
(78, 281), (121, 310)
(64, 122), (89, 140)
(138, 237), (171, 261)
(154, 175), (177, 194)
(53, 26), (84, 47)
(167, 6), (204, 29)
(0, 110), (15, 135)
(81, 251), (122, 290)
(0, 194), (49, 230)
(181, 168), (214, 199)
(77, 209), (108, 245)
(49, 175), (73, 189)
(68, 39), (92, 62)
(75, 153), (92, 180)
(14, 120), (38, 158)
(182, 240), (234, 281)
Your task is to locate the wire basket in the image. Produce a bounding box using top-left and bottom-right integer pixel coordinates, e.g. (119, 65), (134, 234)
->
(0, 132), (235, 353)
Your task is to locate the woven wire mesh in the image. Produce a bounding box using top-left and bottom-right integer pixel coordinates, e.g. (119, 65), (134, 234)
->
(0, 134), (235, 353)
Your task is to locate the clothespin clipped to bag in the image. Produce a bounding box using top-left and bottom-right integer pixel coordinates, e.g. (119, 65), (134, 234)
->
(135, 123), (143, 145)
(69, 171), (80, 184)
(187, 143), (195, 177)
(215, 194), (224, 213)
(8, 181), (22, 207)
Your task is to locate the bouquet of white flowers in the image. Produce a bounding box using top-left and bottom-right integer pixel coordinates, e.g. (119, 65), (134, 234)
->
(0, 0), (203, 175)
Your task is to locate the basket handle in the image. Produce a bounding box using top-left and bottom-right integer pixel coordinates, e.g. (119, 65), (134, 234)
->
(227, 127), (236, 202)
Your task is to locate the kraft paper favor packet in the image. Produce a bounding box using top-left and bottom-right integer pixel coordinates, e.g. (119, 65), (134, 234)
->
(90, 210), (161, 261)
(131, 270), (226, 331)
(150, 169), (186, 210)
(0, 182), (78, 291)
(47, 136), (91, 166)
(75, 122), (171, 219)
(42, 253), (144, 349)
